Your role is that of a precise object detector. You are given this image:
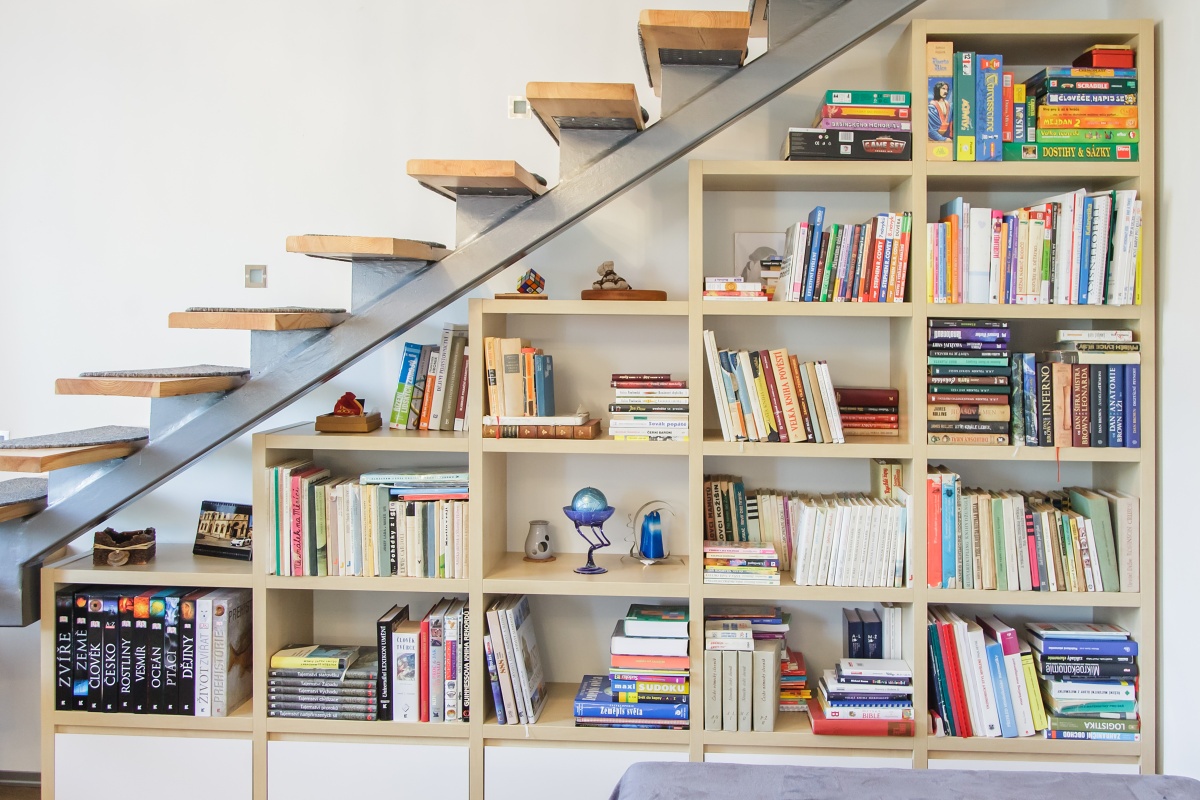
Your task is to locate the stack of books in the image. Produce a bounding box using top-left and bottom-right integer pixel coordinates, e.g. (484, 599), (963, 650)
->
(703, 610), (785, 732)
(929, 191), (1142, 306)
(701, 475), (793, 572)
(779, 646), (810, 712)
(574, 605), (690, 730)
(1030, 622), (1140, 741)
(608, 374), (689, 441)
(835, 387), (900, 437)
(270, 645), (380, 721)
(809, 658), (915, 736)
(377, 599), (470, 723)
(773, 207), (912, 304)
(926, 473), (1140, 593)
(389, 322), (470, 431)
(927, 320), (1011, 446)
(483, 596), (547, 725)
(703, 331), (846, 444)
(703, 540), (780, 586)
(1010, 330), (1141, 448)
(781, 90), (913, 161)
(759, 256), (784, 299)
(704, 276), (767, 301)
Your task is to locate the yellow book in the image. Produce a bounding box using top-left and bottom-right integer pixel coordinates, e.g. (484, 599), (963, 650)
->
(1020, 639), (1048, 731)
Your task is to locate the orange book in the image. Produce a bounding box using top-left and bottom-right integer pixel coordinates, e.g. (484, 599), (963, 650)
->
(418, 348), (440, 430)
(520, 347), (542, 417)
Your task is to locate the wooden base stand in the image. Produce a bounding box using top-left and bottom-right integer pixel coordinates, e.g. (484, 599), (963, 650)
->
(494, 293), (549, 300)
(581, 289), (667, 301)
(314, 411), (383, 433)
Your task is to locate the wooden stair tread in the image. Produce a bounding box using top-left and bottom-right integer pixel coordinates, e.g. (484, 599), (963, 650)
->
(0, 441), (146, 473)
(638, 9), (751, 95)
(168, 310), (349, 331)
(285, 235), (451, 262)
(525, 82), (645, 143)
(405, 159), (548, 200)
(56, 374), (249, 398)
(0, 498), (46, 523)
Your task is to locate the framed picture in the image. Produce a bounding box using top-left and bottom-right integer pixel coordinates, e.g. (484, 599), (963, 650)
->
(733, 232), (786, 281)
(193, 500), (253, 561)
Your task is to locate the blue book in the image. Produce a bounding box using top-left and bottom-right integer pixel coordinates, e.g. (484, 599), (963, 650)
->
(1003, 215), (1019, 303)
(843, 608), (864, 658)
(573, 675), (689, 720)
(390, 341), (425, 428)
(975, 54), (1003, 161)
(533, 354), (555, 416)
(425, 503), (437, 578)
(1009, 356), (1025, 457)
(1078, 195), (1096, 304)
(1033, 636), (1139, 657)
(483, 636), (507, 725)
(941, 471), (957, 589)
(858, 607), (883, 659)
(985, 637), (1018, 737)
(1107, 365), (1125, 447)
(717, 350), (748, 441)
(825, 697), (913, 708)
(1021, 353), (1038, 446)
(936, 222), (948, 302)
(731, 354), (757, 440)
(802, 206), (826, 302)
(1125, 365), (1140, 447)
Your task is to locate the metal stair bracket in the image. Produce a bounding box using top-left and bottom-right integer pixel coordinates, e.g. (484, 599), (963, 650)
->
(765, 0), (848, 50)
(558, 127), (641, 180)
(0, 0), (924, 625)
(454, 193), (535, 245)
(350, 259), (435, 313)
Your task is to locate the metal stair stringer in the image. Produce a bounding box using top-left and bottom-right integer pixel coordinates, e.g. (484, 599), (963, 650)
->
(0, 0), (924, 626)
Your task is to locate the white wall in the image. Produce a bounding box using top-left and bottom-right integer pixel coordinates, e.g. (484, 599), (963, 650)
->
(4, 0), (1194, 779)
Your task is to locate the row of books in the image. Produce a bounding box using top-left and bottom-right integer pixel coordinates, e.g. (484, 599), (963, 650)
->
(54, 586), (251, 717)
(773, 208), (912, 303)
(575, 606), (691, 729)
(379, 599), (469, 722)
(483, 336), (555, 419)
(926, 321), (1011, 446)
(926, 473), (1140, 593)
(781, 89), (913, 162)
(927, 43), (1139, 162)
(608, 374), (689, 441)
(789, 492), (912, 589)
(483, 595), (548, 725)
(810, 659), (914, 735)
(389, 323), (470, 431)
(703, 625), (781, 732)
(267, 463), (469, 578)
(928, 615), (1139, 740)
(929, 190), (1142, 306)
(843, 606), (902, 660)
(702, 331), (847, 444)
(701, 475), (793, 570)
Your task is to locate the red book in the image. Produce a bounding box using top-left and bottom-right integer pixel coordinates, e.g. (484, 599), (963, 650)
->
(820, 103), (911, 120)
(1073, 47), (1135, 69)
(610, 654), (690, 670)
(891, 213), (912, 303)
(839, 420), (900, 429)
(758, 349), (789, 443)
(935, 612), (972, 737)
(419, 614), (431, 722)
(807, 696), (915, 736)
(610, 380), (687, 389)
(926, 393), (1008, 405)
(611, 373), (671, 381)
(1024, 505), (1041, 590)
(927, 473), (942, 589)
(1002, 72), (1015, 142)
(453, 352), (469, 432)
(835, 387), (900, 406)
(865, 217), (887, 301)
(838, 413), (899, 423)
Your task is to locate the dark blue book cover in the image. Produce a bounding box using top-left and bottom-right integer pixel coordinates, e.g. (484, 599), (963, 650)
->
(533, 354), (555, 417)
(1125, 364), (1140, 447)
(1004, 215), (1020, 303)
(941, 473), (957, 588)
(573, 675), (688, 719)
(1009, 357), (1025, 455)
(1021, 353), (1038, 446)
(1107, 365), (1125, 446)
(1033, 636), (1139, 657)
(1079, 195), (1096, 304)
(843, 608), (864, 658)
(857, 608), (883, 659)
(802, 206), (826, 302)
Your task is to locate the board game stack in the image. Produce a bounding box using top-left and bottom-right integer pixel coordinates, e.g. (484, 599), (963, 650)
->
(927, 319), (1012, 446)
(1029, 622), (1140, 741)
(808, 658), (915, 736)
(608, 373), (689, 441)
(782, 90), (913, 161)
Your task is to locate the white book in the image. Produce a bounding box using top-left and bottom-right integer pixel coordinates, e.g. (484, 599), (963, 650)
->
(443, 599), (465, 721)
(815, 361), (844, 442)
(752, 640), (779, 732)
(1087, 193), (1113, 305)
(505, 596), (547, 723)
(194, 594), (213, 717)
(1000, 493), (1020, 590)
(703, 330), (733, 441)
(210, 589), (252, 718)
(705, 649), (722, 731)
(705, 620), (753, 638)
(722, 650), (738, 731)
(737, 649), (752, 732)
(814, 501), (838, 586)
(967, 207), (993, 303)
(612, 620), (689, 657)
(393, 619), (421, 722)
(961, 613), (1002, 736)
(897, 487), (913, 588)
(837, 658), (913, 680)
(485, 601), (522, 725)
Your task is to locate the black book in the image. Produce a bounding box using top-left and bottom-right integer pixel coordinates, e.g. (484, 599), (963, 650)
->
(928, 365), (1011, 378)
(147, 591), (167, 714)
(267, 676), (378, 690)
(1090, 364), (1108, 447)
(1037, 362), (1055, 447)
(268, 686), (377, 699)
(71, 589), (91, 710)
(842, 609), (864, 659)
(376, 604), (408, 721)
(118, 591), (137, 712)
(177, 590), (206, 715)
(1039, 653), (1135, 664)
(928, 421), (1010, 434)
(928, 319), (1009, 328)
(55, 587), (75, 711)
(130, 589), (154, 713)
(1037, 660), (1138, 679)
(99, 592), (121, 712)
(461, 605), (471, 722)
(162, 592), (183, 714)
(857, 608), (882, 659)
(86, 590), (109, 712)
(388, 501), (400, 577)
(927, 341), (1010, 351)
(1030, 511), (1050, 592)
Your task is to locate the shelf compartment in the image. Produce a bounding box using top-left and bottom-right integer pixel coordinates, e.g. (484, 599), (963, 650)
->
(265, 576), (469, 593)
(265, 717), (471, 738)
(927, 589), (1142, 608)
(702, 302), (913, 318)
(260, 423), (469, 452)
(703, 583), (913, 602)
(481, 682), (691, 744)
(927, 734), (1141, 758)
(702, 710), (913, 750)
(484, 552), (689, 598)
(482, 299), (689, 316)
(925, 304), (1145, 321)
(52, 699), (253, 732)
(45, 544), (253, 588)
(926, 445), (1142, 463)
(480, 436), (689, 456)
(703, 433), (912, 459)
(699, 160), (912, 192)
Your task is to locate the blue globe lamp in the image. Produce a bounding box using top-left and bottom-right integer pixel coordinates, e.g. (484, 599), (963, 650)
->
(563, 487), (615, 575)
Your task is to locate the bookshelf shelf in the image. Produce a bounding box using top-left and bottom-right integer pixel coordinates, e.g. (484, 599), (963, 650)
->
(699, 160), (912, 192)
(45, 544), (253, 588)
(483, 553), (690, 598)
(264, 575), (470, 593)
(483, 299), (690, 317)
(926, 445), (1143, 463)
(702, 583), (913, 603)
(260, 422), (470, 452)
(51, 699), (254, 733)
(701, 712), (914, 750)
(925, 304), (1143, 320)
(480, 682), (691, 744)
(701, 302), (913, 317)
(479, 435), (689, 455)
(702, 433), (912, 459)
(926, 588), (1142, 608)
(926, 735), (1142, 758)
(264, 717), (471, 738)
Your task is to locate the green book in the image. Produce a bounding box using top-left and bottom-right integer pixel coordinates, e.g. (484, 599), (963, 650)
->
(991, 495), (1008, 591)
(1046, 715), (1140, 733)
(625, 604), (689, 638)
(1003, 142), (1138, 162)
(928, 356), (1009, 367)
(954, 51), (976, 161)
(824, 89), (911, 106)
(1036, 128), (1140, 144)
(271, 644), (362, 670)
(820, 224), (842, 302)
(928, 384), (1010, 395)
(1067, 488), (1121, 591)
(732, 479), (749, 542)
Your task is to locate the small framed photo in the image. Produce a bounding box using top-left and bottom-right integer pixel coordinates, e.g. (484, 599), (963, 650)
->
(193, 500), (253, 561)
(733, 232), (786, 281)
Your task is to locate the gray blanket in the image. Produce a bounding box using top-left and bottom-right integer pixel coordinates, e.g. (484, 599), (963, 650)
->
(608, 763), (1200, 800)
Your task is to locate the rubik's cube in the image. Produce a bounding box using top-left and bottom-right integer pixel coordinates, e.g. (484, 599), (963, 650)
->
(517, 268), (545, 295)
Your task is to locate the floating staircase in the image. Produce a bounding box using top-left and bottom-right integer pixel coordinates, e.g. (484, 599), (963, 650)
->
(0, 0), (925, 625)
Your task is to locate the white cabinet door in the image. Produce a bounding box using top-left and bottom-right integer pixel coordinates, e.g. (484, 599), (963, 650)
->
(929, 758), (1140, 775)
(485, 745), (687, 800)
(55, 733), (251, 800)
(706, 751), (912, 769)
(268, 740), (469, 798)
